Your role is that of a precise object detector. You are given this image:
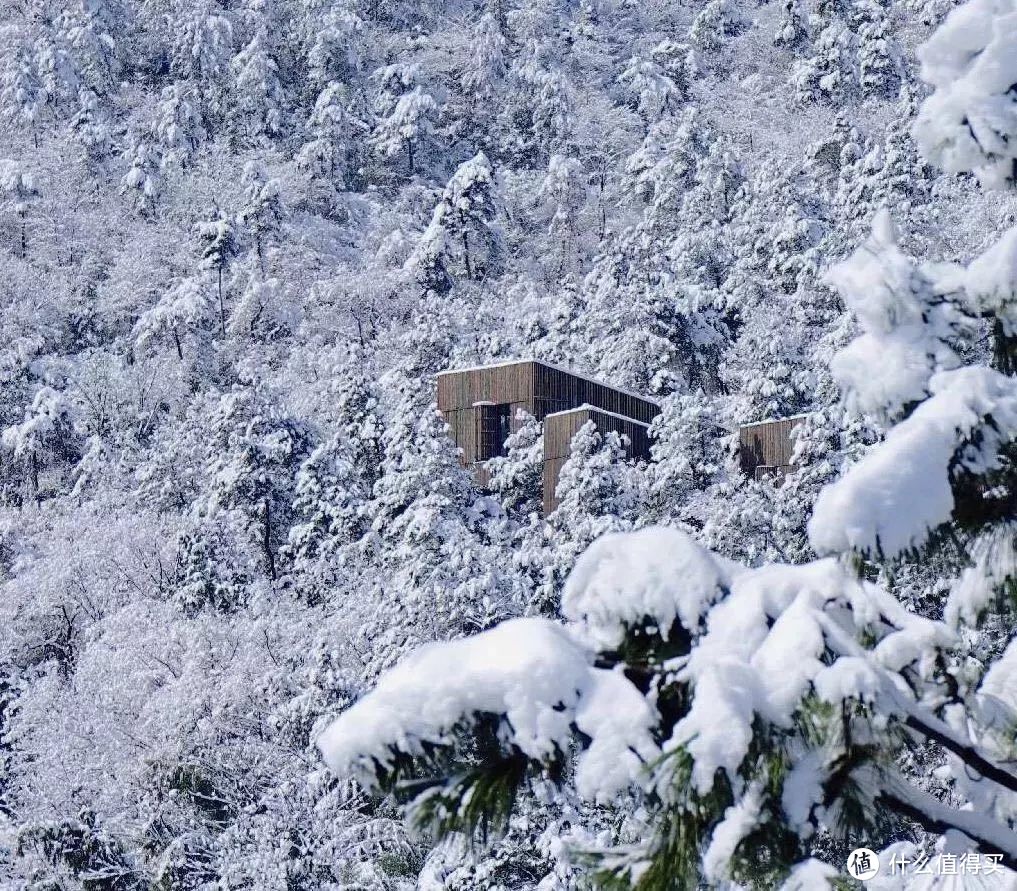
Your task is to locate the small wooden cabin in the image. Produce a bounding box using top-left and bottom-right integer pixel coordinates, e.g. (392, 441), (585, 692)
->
(738, 415), (806, 481)
(437, 359), (659, 512)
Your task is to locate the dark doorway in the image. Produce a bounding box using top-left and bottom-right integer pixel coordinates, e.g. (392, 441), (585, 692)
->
(496, 404), (512, 455)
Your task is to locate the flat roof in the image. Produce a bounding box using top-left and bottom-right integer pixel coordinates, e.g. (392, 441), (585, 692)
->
(740, 413), (809, 429)
(436, 358), (660, 406)
(544, 404), (651, 428)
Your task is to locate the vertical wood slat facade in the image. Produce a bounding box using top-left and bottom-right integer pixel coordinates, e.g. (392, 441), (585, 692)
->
(738, 415), (806, 480)
(543, 407), (651, 514)
(436, 359), (659, 513)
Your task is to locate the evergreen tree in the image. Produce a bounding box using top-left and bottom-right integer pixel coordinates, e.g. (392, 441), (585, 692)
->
(486, 409), (544, 517)
(196, 204), (239, 334)
(912, 0), (1017, 188)
(371, 67), (438, 176)
(120, 133), (162, 215)
(297, 80), (360, 186)
(231, 26), (284, 142)
(238, 160), (283, 276)
(406, 152), (500, 285)
(70, 87), (112, 165)
(774, 0), (809, 49)
(0, 160), (39, 258)
(1, 40), (44, 145)
(154, 81), (205, 169)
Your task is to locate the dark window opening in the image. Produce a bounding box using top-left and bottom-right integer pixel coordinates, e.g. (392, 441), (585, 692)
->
(496, 404), (512, 456)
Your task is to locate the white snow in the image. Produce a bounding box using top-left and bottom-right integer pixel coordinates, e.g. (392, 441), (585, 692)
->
(809, 367), (1017, 557)
(948, 526), (1017, 629)
(316, 617), (659, 804)
(666, 557), (952, 794)
(824, 209), (962, 421)
(913, 0), (1017, 188)
(562, 526), (738, 649)
(778, 858), (839, 890)
(701, 780), (764, 883)
(964, 226), (1017, 334)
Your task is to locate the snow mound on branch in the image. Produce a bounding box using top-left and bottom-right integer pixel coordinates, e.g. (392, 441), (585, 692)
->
(562, 526), (738, 649)
(913, 0), (1017, 189)
(779, 859), (839, 890)
(965, 227), (1017, 335)
(702, 780), (764, 883)
(667, 559), (951, 794)
(824, 209), (962, 420)
(1, 387), (71, 456)
(978, 637), (1017, 733)
(809, 367), (1017, 558)
(316, 617), (659, 803)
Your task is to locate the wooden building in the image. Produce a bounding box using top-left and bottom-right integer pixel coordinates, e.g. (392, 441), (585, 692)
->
(436, 359), (659, 513)
(738, 414), (806, 481)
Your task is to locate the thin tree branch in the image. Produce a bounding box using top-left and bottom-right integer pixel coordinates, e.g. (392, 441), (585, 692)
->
(902, 709), (1017, 797)
(878, 780), (1017, 873)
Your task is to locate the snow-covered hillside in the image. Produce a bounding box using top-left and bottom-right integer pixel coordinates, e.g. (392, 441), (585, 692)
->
(4, 0), (1017, 887)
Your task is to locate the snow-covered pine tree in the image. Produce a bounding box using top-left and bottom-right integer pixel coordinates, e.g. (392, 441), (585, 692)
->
(536, 420), (642, 614)
(238, 160), (283, 276)
(120, 132), (161, 215)
(133, 276), (216, 360)
(912, 0), (1017, 189)
(0, 159), (38, 257)
(485, 409), (544, 518)
(70, 87), (112, 165)
(406, 151), (500, 286)
(297, 80), (360, 187)
(154, 82), (204, 169)
(196, 204), (239, 334)
(371, 65), (438, 177)
(231, 25), (284, 142)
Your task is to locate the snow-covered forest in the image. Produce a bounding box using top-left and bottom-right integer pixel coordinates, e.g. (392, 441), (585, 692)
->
(4, 0), (1017, 885)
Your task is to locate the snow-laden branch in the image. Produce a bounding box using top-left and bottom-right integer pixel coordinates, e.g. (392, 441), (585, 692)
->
(809, 367), (1017, 557)
(317, 617), (660, 804)
(878, 777), (1017, 872)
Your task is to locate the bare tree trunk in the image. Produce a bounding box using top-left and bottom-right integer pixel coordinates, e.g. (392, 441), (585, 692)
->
(462, 230), (472, 279)
(217, 266), (226, 334)
(262, 498), (275, 580)
(407, 139), (414, 176)
(30, 451), (39, 507)
(172, 326), (184, 361)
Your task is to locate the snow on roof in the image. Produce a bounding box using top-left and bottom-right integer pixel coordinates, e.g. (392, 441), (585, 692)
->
(544, 403), (651, 428)
(739, 412), (810, 429)
(436, 358), (661, 406)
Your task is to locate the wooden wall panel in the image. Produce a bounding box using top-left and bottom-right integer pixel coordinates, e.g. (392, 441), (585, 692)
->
(442, 407), (480, 466)
(542, 408), (652, 513)
(436, 362), (536, 411)
(544, 410), (588, 460)
(440, 360), (658, 422)
(739, 416), (804, 477)
(533, 363), (658, 424)
(543, 456), (567, 515)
